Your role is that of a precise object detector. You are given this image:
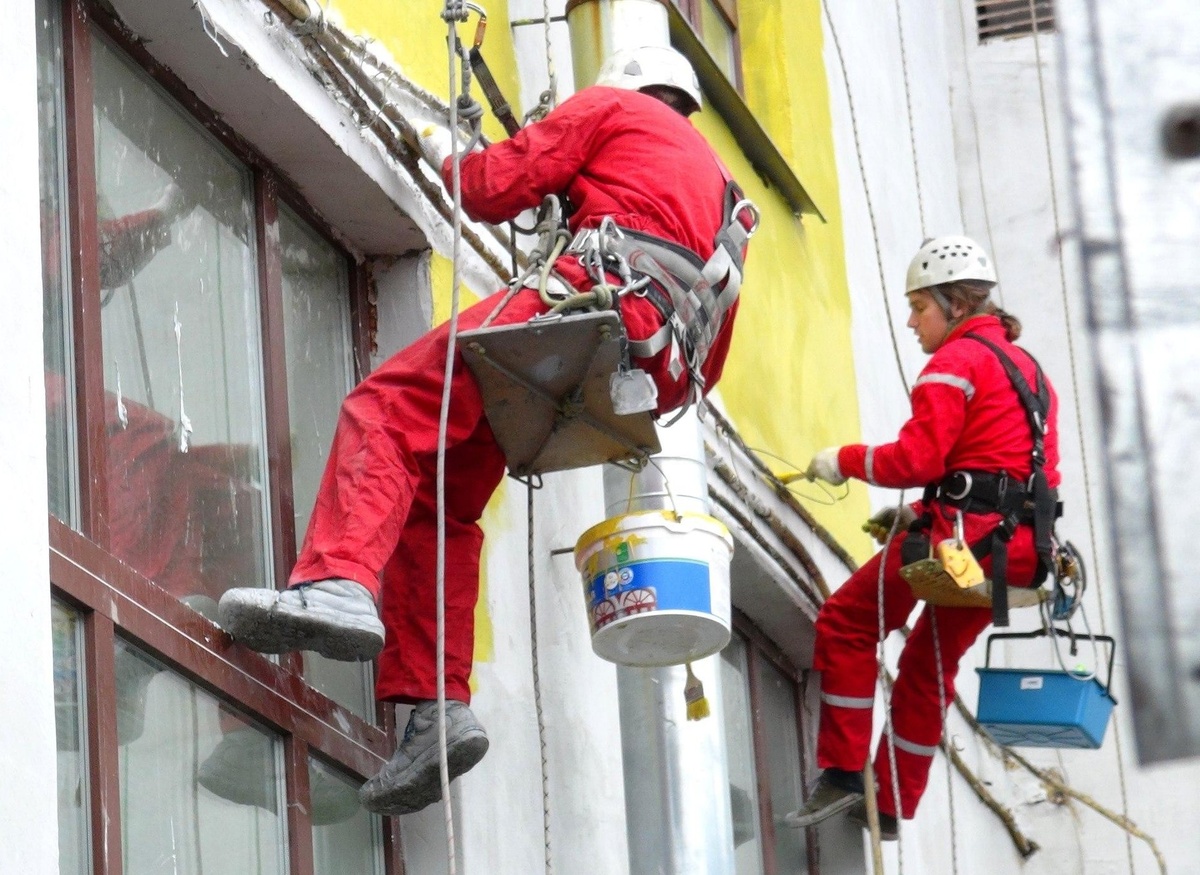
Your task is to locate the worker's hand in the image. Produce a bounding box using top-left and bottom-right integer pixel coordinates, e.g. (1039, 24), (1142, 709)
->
(804, 448), (846, 486)
(149, 182), (193, 223)
(862, 505), (917, 544)
(417, 123), (456, 168)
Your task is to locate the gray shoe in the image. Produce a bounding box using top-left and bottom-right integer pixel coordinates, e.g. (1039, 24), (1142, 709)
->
(782, 770), (865, 828)
(358, 700), (489, 816)
(846, 799), (899, 841)
(218, 579), (384, 662)
(198, 728), (361, 825)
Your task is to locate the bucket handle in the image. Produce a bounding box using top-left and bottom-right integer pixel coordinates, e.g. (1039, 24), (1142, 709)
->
(984, 629), (1118, 698)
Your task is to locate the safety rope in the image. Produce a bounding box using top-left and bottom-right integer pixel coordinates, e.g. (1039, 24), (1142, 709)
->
(891, 0), (926, 238)
(820, 0), (910, 397)
(890, 0), (962, 860)
(949, 0), (1004, 306)
(1024, 4), (1135, 868)
(437, 4), (479, 872)
(875, 499), (906, 874)
(527, 482), (555, 873)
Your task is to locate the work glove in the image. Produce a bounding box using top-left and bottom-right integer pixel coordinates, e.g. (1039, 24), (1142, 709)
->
(862, 505), (917, 544)
(804, 448), (846, 486)
(417, 123), (457, 168)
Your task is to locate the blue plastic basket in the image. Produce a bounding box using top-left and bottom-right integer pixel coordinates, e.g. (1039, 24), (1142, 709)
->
(975, 630), (1117, 749)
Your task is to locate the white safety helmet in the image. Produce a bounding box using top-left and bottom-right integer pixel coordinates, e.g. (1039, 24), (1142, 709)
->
(904, 235), (998, 293)
(595, 45), (702, 114)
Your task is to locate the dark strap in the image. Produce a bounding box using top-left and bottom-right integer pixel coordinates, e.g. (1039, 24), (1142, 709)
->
(468, 48), (522, 137)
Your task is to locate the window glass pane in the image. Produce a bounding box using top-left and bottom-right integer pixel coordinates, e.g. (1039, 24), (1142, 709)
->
(310, 757), (382, 874)
(756, 657), (807, 871)
(700, 0), (737, 82)
(277, 205), (373, 719)
(117, 639), (287, 874)
(92, 34), (271, 613)
(37, 0), (78, 526)
(720, 635), (764, 874)
(52, 602), (89, 874)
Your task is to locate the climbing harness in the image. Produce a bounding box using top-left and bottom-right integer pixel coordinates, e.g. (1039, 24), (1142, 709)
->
(895, 333), (1073, 627)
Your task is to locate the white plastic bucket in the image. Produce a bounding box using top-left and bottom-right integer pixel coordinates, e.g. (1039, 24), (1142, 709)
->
(574, 510), (733, 667)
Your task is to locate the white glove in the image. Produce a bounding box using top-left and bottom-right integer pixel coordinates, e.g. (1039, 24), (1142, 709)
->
(417, 123), (456, 167)
(805, 447), (847, 486)
(149, 182), (193, 223)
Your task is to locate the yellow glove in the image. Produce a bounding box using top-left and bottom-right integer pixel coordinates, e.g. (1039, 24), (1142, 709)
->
(861, 505), (917, 545)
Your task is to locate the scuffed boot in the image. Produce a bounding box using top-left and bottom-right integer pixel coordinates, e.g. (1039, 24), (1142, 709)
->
(782, 768), (865, 828)
(218, 579), (384, 662)
(358, 700), (489, 816)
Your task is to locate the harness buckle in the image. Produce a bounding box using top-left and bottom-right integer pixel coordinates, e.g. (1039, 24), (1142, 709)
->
(942, 471), (973, 502)
(730, 199), (762, 236)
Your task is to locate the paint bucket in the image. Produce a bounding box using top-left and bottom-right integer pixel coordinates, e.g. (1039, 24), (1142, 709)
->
(574, 510), (733, 667)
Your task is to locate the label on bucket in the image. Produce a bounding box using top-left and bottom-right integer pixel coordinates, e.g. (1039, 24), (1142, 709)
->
(586, 559), (711, 631)
(1020, 676), (1044, 691)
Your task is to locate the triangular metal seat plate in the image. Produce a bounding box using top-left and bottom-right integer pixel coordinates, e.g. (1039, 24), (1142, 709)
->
(457, 310), (661, 477)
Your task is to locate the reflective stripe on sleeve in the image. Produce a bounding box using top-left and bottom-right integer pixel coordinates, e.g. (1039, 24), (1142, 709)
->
(821, 691), (874, 710)
(913, 372), (976, 400)
(893, 733), (940, 758)
(865, 446), (877, 485)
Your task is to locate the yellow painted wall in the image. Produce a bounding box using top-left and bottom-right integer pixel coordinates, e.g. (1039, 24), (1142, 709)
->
(331, 0), (522, 144)
(697, 2), (873, 557)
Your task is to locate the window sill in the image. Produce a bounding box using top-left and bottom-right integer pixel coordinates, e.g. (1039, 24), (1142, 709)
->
(667, 4), (825, 220)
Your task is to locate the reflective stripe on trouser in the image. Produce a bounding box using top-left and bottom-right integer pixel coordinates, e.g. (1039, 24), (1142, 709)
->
(814, 542), (994, 818)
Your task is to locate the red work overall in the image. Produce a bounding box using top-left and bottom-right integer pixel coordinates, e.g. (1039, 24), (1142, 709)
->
(291, 87), (743, 705)
(815, 315), (1061, 818)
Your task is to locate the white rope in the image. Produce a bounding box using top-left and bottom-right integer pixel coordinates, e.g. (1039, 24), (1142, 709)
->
(949, 0), (1004, 306)
(876, 499), (906, 872)
(891, 0), (926, 238)
(820, 0), (910, 396)
(527, 484), (555, 873)
(1023, 5), (1135, 867)
(541, 0), (558, 109)
(930, 610), (959, 874)
(438, 9), (468, 873)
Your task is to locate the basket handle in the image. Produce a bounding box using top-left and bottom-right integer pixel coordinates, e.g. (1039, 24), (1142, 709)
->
(984, 628), (1117, 694)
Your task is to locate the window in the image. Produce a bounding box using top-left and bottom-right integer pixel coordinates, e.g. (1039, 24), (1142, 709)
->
(37, 0), (400, 871)
(976, 0), (1055, 41)
(675, 0), (742, 88)
(721, 617), (815, 874)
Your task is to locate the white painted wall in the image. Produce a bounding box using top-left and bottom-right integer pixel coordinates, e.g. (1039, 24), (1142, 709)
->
(828, 0), (1200, 871)
(0, 1), (59, 872)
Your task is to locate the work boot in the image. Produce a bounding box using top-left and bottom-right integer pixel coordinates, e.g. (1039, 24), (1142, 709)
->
(782, 768), (865, 828)
(218, 579), (384, 662)
(197, 728), (361, 825)
(846, 799), (899, 841)
(358, 700), (489, 816)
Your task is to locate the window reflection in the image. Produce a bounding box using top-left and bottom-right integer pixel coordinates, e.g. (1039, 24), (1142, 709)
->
(721, 635), (764, 874)
(311, 757), (381, 874)
(117, 639), (287, 874)
(52, 602), (89, 875)
(757, 657), (807, 870)
(277, 205), (374, 720)
(91, 33), (271, 613)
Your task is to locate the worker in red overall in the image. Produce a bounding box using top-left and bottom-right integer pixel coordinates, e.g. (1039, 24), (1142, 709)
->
(217, 45), (754, 816)
(787, 236), (1061, 840)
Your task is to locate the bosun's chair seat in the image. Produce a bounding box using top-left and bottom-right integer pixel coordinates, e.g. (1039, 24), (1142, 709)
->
(899, 559), (1048, 609)
(457, 310), (661, 478)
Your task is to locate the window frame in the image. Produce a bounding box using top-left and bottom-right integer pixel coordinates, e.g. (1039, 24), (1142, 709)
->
(730, 610), (819, 875)
(673, 0), (743, 92)
(45, 1), (401, 871)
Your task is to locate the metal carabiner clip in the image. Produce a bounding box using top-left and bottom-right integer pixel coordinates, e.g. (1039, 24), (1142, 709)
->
(730, 199), (762, 237)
